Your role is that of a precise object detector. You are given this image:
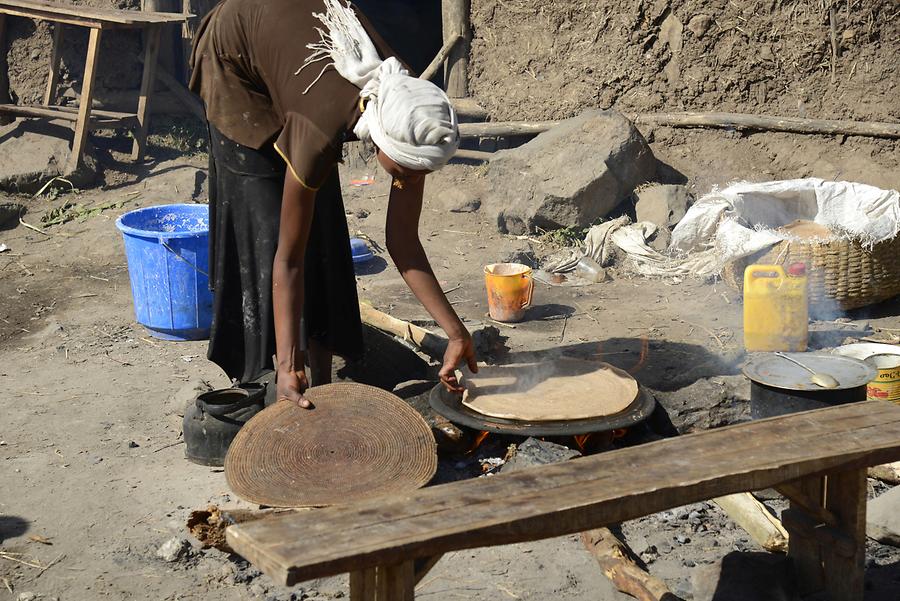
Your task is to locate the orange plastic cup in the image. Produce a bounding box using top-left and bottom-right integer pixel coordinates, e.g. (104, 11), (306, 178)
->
(484, 263), (534, 323)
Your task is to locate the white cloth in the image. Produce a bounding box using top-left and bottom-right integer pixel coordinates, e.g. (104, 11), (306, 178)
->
(670, 178), (900, 277)
(543, 216), (687, 278)
(299, 0), (459, 171)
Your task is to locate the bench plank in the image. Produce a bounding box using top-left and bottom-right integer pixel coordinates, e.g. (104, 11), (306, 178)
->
(227, 401), (900, 585)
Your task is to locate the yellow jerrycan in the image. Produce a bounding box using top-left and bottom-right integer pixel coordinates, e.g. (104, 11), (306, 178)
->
(743, 263), (808, 352)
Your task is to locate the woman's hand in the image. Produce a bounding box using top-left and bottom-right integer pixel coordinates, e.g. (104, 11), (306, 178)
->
(276, 366), (312, 408)
(439, 332), (478, 393)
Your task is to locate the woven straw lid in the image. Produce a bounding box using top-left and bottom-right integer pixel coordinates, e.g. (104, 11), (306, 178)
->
(225, 383), (437, 507)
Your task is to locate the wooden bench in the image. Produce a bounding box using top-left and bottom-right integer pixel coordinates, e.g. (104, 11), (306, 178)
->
(0, 0), (189, 174)
(227, 401), (900, 601)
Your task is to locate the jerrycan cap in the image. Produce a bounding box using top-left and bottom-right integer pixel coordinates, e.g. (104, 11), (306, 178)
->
(787, 262), (806, 276)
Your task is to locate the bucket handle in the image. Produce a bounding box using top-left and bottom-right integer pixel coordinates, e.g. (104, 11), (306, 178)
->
(161, 240), (210, 278)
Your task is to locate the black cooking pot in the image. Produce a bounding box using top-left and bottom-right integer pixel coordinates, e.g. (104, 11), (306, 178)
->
(183, 383), (266, 466)
(743, 353), (876, 419)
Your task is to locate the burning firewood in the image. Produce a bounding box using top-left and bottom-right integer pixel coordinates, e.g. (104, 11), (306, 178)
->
(358, 302), (507, 362)
(581, 528), (682, 601)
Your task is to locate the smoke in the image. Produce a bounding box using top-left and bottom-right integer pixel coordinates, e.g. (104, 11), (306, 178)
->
(464, 357), (609, 396)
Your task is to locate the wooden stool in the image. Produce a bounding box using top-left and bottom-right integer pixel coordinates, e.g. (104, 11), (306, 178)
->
(0, 0), (189, 174)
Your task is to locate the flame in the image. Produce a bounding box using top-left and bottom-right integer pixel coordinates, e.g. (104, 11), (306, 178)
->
(573, 434), (592, 452)
(467, 431), (490, 454)
(593, 336), (649, 374)
(627, 336), (650, 374)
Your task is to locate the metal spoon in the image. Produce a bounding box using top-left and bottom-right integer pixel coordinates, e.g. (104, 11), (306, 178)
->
(773, 352), (840, 389)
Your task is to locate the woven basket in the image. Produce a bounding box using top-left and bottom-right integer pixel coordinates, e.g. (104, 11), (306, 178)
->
(723, 235), (900, 312)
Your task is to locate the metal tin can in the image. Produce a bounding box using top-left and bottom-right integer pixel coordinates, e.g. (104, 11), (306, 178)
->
(866, 354), (900, 404)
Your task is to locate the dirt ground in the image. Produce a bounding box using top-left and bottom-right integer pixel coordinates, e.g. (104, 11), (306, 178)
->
(1, 117), (899, 600)
(470, 0), (900, 122)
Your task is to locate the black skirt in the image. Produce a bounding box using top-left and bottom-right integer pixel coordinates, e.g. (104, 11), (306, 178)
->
(206, 125), (364, 383)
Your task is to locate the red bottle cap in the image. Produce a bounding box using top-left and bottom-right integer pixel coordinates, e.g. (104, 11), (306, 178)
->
(787, 262), (806, 276)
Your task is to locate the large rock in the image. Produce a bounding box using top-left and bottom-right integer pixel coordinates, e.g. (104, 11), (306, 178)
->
(488, 110), (657, 235)
(652, 375), (751, 434)
(634, 184), (691, 229)
(0, 119), (97, 191)
(867, 484), (900, 546)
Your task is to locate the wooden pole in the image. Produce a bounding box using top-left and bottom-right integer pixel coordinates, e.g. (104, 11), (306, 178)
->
(136, 53), (205, 120)
(581, 528), (681, 601)
(419, 34), (462, 83)
(441, 0), (470, 97)
(43, 24), (64, 106)
(453, 148), (493, 162)
(636, 111), (900, 139)
(0, 14), (11, 112)
(712, 492), (789, 553)
(67, 26), (102, 175)
(131, 23), (162, 161)
(456, 112), (900, 140)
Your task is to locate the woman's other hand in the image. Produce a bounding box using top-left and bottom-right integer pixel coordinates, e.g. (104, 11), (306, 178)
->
(439, 332), (478, 393)
(277, 367), (311, 408)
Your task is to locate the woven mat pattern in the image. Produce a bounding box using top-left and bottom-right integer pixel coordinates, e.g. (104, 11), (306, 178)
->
(225, 383), (437, 507)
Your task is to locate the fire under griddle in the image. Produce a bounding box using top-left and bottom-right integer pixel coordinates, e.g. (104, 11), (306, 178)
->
(429, 384), (656, 437)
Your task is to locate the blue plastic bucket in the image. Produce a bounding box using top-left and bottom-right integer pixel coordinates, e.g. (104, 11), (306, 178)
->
(115, 204), (213, 341)
(350, 237), (374, 264)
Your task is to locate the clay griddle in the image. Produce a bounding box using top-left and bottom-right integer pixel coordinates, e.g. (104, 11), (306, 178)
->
(429, 382), (655, 437)
(225, 383), (437, 507)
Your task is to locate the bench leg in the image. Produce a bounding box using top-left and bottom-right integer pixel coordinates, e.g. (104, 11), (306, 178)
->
(783, 470), (867, 601)
(131, 23), (162, 161)
(43, 24), (64, 107)
(66, 26), (101, 175)
(822, 469), (867, 601)
(784, 475), (825, 594)
(1, 15), (14, 124)
(375, 561), (415, 601)
(350, 568), (376, 601)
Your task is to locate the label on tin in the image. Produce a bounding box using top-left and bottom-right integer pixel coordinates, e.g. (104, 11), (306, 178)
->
(866, 354), (900, 404)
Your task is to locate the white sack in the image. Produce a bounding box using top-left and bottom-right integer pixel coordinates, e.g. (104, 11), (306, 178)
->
(669, 178), (900, 277)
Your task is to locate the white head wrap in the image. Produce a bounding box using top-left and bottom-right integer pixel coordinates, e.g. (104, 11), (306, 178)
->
(298, 0), (459, 171)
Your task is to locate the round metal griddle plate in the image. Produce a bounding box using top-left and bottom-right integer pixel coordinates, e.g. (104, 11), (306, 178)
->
(743, 352), (876, 392)
(225, 383), (437, 508)
(429, 384), (656, 437)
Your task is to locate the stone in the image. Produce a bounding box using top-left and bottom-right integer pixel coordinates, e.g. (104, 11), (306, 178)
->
(652, 375), (751, 434)
(691, 552), (795, 601)
(634, 184), (691, 229)
(648, 226), (671, 253)
(867, 485), (900, 546)
(156, 536), (192, 562)
(488, 110), (657, 235)
(501, 438), (581, 473)
(0, 120), (97, 192)
(17, 593), (38, 601)
(659, 13), (683, 54)
(687, 14), (714, 38)
(440, 186), (482, 213)
(501, 239), (537, 267)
